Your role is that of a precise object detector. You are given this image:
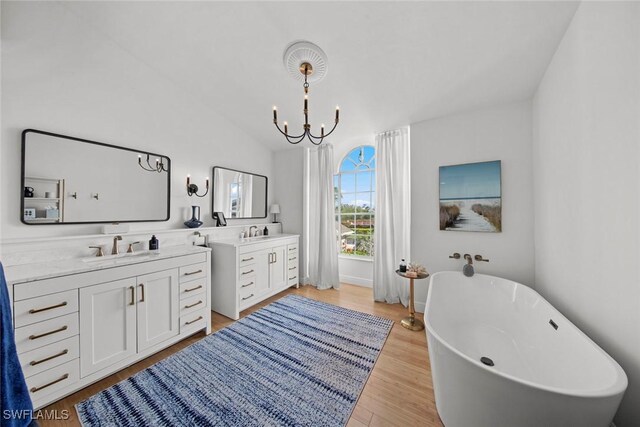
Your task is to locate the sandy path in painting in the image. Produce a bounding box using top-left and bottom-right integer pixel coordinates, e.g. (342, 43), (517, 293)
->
(448, 206), (496, 232)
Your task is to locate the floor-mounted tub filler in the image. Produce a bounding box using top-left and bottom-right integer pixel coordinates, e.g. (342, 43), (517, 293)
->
(425, 272), (627, 427)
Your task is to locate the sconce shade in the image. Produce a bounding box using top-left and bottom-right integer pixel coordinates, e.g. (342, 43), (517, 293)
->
(270, 204), (281, 214)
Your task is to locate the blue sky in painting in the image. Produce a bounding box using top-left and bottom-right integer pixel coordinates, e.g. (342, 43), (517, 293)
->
(439, 160), (501, 200)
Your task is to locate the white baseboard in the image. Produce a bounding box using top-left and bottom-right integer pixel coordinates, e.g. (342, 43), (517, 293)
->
(340, 275), (372, 288)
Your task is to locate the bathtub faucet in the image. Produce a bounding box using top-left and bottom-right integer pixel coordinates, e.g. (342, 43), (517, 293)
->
(463, 254), (474, 277)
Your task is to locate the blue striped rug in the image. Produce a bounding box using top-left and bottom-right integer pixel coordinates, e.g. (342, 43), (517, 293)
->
(76, 295), (393, 426)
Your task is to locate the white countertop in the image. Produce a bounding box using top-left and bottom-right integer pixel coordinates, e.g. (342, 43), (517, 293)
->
(4, 245), (210, 284)
(209, 233), (299, 247)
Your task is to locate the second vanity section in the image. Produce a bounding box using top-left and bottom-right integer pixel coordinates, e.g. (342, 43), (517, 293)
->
(5, 246), (211, 409)
(211, 234), (299, 320)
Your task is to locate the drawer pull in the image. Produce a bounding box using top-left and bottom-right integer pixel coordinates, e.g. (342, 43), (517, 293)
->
(30, 349), (69, 366)
(288, 267), (296, 271)
(241, 269), (255, 275)
(30, 373), (69, 393)
(139, 284), (145, 303)
(29, 325), (68, 341)
(289, 276), (297, 280)
(241, 257), (254, 262)
(289, 257), (297, 261)
(242, 294), (254, 301)
(185, 316), (203, 325)
(29, 301), (68, 314)
(241, 282), (254, 288)
(129, 286), (135, 306)
(184, 300), (202, 309)
(288, 248), (297, 251)
(184, 269), (203, 276)
(184, 285), (203, 293)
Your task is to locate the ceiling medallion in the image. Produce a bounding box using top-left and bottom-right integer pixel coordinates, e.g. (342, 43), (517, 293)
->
(272, 41), (339, 145)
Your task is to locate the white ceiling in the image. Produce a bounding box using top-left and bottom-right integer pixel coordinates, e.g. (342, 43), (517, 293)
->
(62, 1), (579, 151)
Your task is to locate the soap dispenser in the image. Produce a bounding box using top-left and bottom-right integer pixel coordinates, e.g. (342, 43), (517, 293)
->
(263, 226), (269, 236)
(149, 235), (159, 251)
(399, 259), (407, 273)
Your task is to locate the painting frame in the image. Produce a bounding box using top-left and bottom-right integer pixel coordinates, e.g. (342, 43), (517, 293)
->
(439, 160), (502, 233)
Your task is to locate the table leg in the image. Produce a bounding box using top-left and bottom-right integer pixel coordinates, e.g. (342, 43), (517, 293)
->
(401, 276), (424, 331)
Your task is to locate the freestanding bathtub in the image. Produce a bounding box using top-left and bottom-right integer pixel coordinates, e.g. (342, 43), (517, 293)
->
(425, 271), (627, 427)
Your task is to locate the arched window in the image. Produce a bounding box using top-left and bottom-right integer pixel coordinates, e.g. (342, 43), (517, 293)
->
(334, 146), (375, 257)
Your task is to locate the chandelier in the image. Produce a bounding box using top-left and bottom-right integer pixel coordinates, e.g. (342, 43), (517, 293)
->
(138, 153), (167, 173)
(272, 41), (339, 145)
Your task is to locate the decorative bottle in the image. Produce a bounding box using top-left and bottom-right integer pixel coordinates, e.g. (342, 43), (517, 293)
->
(184, 205), (203, 229)
(399, 259), (407, 273)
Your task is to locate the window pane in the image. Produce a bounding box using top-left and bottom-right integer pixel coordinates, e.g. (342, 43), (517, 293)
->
(356, 171), (373, 192)
(341, 173), (355, 193)
(355, 192), (372, 212)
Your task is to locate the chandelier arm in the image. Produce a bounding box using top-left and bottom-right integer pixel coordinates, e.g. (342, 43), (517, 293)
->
(308, 121), (339, 140)
(285, 133), (308, 145)
(306, 134), (324, 146)
(274, 122), (306, 139)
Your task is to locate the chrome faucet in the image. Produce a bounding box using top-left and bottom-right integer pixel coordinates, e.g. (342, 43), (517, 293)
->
(463, 253), (474, 277)
(112, 235), (122, 255)
(249, 226), (258, 237)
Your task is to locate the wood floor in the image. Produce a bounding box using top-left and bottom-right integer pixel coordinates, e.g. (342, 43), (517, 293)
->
(41, 284), (443, 426)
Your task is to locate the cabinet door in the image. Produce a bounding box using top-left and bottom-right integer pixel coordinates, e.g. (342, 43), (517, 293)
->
(269, 245), (287, 290)
(136, 269), (179, 352)
(253, 249), (271, 296)
(79, 278), (137, 377)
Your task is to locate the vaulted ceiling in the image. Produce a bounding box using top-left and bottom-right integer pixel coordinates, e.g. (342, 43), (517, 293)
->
(62, 1), (579, 151)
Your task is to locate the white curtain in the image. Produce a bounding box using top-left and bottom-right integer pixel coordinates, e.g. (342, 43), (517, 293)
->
(303, 143), (340, 290)
(238, 174), (253, 217)
(373, 127), (411, 306)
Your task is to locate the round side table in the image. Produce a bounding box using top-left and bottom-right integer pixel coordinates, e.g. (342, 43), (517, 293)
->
(396, 270), (429, 331)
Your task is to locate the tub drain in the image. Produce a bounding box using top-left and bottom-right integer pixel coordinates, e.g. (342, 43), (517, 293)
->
(480, 357), (494, 367)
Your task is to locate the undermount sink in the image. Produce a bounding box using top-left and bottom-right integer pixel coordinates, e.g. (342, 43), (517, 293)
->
(82, 251), (155, 264)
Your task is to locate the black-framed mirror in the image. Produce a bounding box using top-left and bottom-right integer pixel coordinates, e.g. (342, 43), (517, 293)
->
(211, 166), (267, 219)
(21, 129), (171, 225)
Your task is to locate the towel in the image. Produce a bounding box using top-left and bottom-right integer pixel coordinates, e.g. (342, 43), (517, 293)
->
(1, 262), (33, 427)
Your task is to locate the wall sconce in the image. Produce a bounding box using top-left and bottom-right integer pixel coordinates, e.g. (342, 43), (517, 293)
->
(187, 175), (209, 198)
(138, 153), (167, 173)
(270, 204), (280, 223)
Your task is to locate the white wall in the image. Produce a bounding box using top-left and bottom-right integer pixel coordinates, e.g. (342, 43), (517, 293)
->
(272, 147), (305, 281)
(1, 1), (273, 241)
(532, 3), (640, 425)
(411, 100), (534, 311)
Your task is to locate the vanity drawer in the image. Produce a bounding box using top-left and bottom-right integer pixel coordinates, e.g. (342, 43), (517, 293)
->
(288, 270), (299, 287)
(287, 244), (298, 255)
(14, 289), (78, 328)
(287, 253), (298, 266)
(179, 279), (206, 300)
(239, 264), (256, 278)
(239, 287), (257, 306)
(180, 310), (207, 335)
(238, 276), (255, 290)
(15, 313), (79, 354)
(180, 294), (206, 316)
(179, 262), (207, 283)
(239, 254), (257, 268)
(19, 336), (79, 379)
(26, 359), (79, 401)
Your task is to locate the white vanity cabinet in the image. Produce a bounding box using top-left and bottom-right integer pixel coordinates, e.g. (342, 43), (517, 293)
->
(5, 246), (211, 409)
(211, 234), (299, 320)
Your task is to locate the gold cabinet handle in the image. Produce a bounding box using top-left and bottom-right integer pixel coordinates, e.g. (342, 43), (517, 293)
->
(289, 257), (297, 261)
(129, 286), (135, 306)
(139, 283), (145, 302)
(184, 269), (203, 276)
(288, 267), (296, 271)
(184, 285), (203, 293)
(288, 248), (296, 251)
(241, 281), (254, 288)
(241, 257), (254, 262)
(274, 252), (277, 263)
(29, 301), (68, 314)
(30, 349), (68, 366)
(29, 325), (68, 341)
(185, 316), (203, 325)
(30, 373), (69, 393)
(241, 269), (254, 275)
(289, 276), (297, 280)
(242, 294), (254, 301)
(184, 300), (202, 309)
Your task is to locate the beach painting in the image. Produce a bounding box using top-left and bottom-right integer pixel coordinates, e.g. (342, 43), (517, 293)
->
(439, 160), (501, 232)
